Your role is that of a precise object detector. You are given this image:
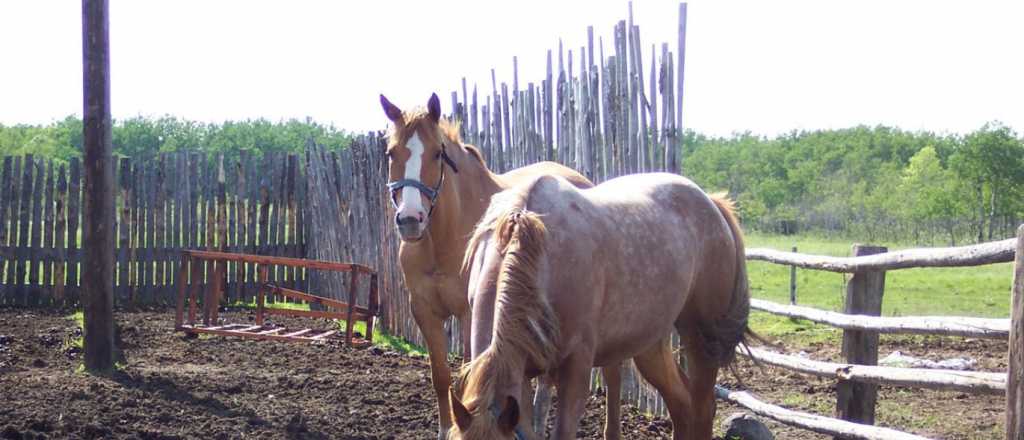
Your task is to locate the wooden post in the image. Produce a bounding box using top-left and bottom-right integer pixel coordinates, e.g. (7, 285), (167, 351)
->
(790, 246), (798, 305)
(1007, 224), (1024, 440)
(81, 0), (116, 373)
(256, 264), (268, 326)
(836, 244), (887, 429)
(345, 271), (359, 345)
(175, 255), (188, 330)
(676, 2), (687, 174)
(366, 273), (379, 344)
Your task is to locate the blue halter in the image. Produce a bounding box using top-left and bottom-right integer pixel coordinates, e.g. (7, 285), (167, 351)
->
(489, 404), (528, 440)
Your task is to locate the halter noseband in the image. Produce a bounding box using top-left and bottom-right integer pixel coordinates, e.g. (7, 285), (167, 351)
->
(386, 143), (459, 219)
(489, 404), (528, 440)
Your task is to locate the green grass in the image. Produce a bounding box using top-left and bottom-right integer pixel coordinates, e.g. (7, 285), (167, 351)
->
(335, 319), (427, 356)
(228, 299), (311, 311)
(745, 232), (1015, 340)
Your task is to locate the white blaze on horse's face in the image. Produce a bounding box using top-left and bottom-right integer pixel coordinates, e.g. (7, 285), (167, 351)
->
(399, 133), (427, 220)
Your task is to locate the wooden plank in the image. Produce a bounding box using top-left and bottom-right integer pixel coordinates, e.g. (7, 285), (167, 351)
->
(4, 156), (22, 302)
(227, 156), (239, 302)
(246, 151), (260, 297)
(15, 155), (34, 305)
(53, 165), (67, 304)
(750, 298), (1008, 338)
(183, 249), (374, 274)
(27, 157), (44, 306)
(269, 284), (372, 316)
(0, 157), (11, 303)
(67, 158), (81, 303)
(295, 152), (308, 293)
(1008, 225), (1024, 440)
(130, 158), (142, 302)
(214, 155), (228, 307)
(117, 158), (131, 304)
(286, 154), (298, 291)
(716, 386), (929, 440)
(837, 245), (887, 427)
(258, 152), (271, 255)
(741, 346), (1006, 395)
(171, 152), (185, 302)
(41, 161), (55, 304)
(154, 154), (168, 303)
(140, 159), (153, 303)
(747, 239), (1017, 273)
(163, 154), (175, 304)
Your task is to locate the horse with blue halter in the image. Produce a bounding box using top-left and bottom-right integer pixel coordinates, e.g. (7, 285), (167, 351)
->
(380, 93), (626, 439)
(452, 173), (751, 440)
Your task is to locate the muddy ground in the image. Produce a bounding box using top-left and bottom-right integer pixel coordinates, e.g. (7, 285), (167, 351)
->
(0, 308), (1006, 439)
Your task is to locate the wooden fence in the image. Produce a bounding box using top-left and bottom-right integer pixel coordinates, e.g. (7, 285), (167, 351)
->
(715, 233), (1023, 439)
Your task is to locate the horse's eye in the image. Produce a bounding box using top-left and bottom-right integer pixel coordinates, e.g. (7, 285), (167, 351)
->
(434, 151), (442, 160)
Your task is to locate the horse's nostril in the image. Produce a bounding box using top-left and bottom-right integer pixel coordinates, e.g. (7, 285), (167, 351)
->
(396, 216), (420, 226)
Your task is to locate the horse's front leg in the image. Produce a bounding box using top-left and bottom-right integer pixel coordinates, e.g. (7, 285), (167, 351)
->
(411, 302), (454, 440)
(532, 375), (554, 436)
(553, 352), (594, 440)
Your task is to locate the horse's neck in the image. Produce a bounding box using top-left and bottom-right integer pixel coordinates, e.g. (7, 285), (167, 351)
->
(426, 151), (501, 259)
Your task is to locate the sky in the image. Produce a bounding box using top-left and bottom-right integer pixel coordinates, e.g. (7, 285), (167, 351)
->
(1, 0), (1022, 138)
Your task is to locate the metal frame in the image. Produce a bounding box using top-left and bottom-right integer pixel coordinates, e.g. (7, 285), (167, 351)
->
(174, 250), (379, 346)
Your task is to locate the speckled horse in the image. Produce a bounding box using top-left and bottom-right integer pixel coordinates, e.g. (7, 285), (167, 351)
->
(380, 93), (619, 440)
(451, 173), (751, 440)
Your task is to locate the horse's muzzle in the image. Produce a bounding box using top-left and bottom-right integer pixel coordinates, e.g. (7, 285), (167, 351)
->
(396, 216), (425, 242)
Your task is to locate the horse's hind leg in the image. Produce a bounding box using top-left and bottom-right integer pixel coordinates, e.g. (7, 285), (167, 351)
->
(632, 339), (693, 440)
(602, 364), (622, 440)
(678, 324), (721, 440)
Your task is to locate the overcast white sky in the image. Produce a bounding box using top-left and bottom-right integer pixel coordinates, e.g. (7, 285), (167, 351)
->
(1, 0), (1022, 137)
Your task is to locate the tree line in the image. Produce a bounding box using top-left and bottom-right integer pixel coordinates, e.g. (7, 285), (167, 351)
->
(682, 122), (1024, 245)
(0, 115), (353, 163)
(2, 116), (1021, 245)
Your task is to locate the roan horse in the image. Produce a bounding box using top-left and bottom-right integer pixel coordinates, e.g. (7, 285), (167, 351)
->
(381, 93), (627, 439)
(451, 173), (751, 440)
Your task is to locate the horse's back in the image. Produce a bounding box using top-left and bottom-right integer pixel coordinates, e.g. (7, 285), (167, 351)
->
(499, 161), (593, 189)
(521, 173), (740, 364)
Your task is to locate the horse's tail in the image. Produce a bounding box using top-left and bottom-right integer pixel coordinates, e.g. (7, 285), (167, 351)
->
(705, 193), (753, 367)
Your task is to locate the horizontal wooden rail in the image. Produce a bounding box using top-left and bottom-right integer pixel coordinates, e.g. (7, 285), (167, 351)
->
(740, 346), (1006, 395)
(746, 238), (1015, 273)
(182, 249), (376, 275)
(715, 385), (931, 440)
(751, 298), (1009, 339)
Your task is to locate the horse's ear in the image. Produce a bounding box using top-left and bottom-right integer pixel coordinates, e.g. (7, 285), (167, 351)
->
(450, 388), (472, 432)
(380, 94), (403, 123)
(497, 396), (519, 434)
(427, 93), (441, 123)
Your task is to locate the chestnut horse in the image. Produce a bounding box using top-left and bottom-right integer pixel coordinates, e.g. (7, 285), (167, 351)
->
(380, 93), (624, 439)
(450, 173), (751, 440)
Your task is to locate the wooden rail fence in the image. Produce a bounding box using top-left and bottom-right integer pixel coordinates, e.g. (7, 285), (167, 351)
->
(724, 232), (1023, 439)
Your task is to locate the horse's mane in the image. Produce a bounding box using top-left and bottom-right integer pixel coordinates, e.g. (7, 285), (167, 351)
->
(457, 188), (559, 411)
(387, 107), (485, 166)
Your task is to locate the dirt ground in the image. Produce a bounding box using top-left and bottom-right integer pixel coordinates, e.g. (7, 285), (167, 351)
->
(0, 308), (1007, 439)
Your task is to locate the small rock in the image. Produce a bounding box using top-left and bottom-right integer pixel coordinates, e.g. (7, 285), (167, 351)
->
(723, 412), (774, 440)
(31, 359), (47, 368)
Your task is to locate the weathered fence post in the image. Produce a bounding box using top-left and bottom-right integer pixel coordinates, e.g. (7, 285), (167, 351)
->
(790, 245), (797, 304)
(1008, 224), (1024, 440)
(836, 244), (887, 430)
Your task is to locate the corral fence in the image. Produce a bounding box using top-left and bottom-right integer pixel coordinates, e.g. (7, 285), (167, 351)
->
(712, 232), (1023, 439)
(0, 139), (410, 337)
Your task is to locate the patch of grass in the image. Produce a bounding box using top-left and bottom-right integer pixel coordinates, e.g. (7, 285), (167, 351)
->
(229, 299), (311, 311)
(745, 232), (1014, 317)
(335, 319), (427, 356)
(64, 311), (85, 351)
